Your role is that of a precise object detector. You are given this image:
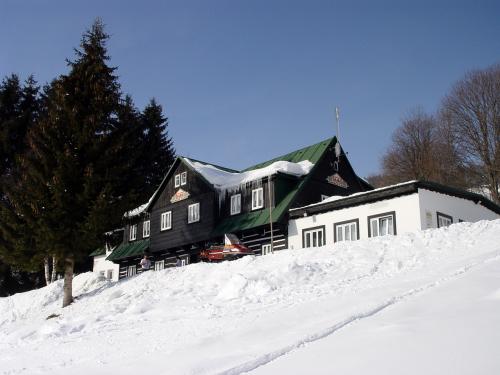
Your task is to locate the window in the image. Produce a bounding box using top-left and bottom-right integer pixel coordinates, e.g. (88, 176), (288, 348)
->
(107, 270), (113, 280)
(99, 270), (105, 277)
(161, 211), (172, 231)
(155, 260), (164, 271)
(129, 224), (137, 241)
(188, 203), (200, 223)
(437, 212), (453, 228)
(181, 259), (187, 266)
(127, 265), (136, 277)
(174, 174), (181, 188)
(334, 219), (359, 242)
(368, 212), (396, 237)
(262, 244), (272, 255)
(230, 194), (241, 215)
(302, 226), (326, 248)
(143, 220), (150, 238)
(180, 172), (187, 186)
(252, 188), (264, 210)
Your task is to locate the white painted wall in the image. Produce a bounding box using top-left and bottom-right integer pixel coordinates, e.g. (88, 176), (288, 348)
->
(417, 188), (499, 229)
(288, 194), (421, 250)
(288, 190), (500, 250)
(93, 248), (120, 282)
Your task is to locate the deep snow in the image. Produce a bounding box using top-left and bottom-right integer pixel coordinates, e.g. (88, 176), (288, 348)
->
(1, 220), (500, 374)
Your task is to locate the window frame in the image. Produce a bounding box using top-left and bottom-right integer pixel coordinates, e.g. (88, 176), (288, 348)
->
(160, 211), (172, 231)
(129, 224), (137, 241)
(367, 211), (397, 238)
(334, 219), (360, 243)
(251, 187), (264, 210)
(180, 171), (187, 186)
(154, 260), (165, 271)
(302, 225), (326, 248)
(127, 265), (136, 277)
(230, 194), (242, 215)
(143, 220), (150, 238)
(107, 270), (113, 280)
(188, 203), (200, 224)
(174, 174), (181, 188)
(262, 244), (272, 255)
(437, 211), (453, 228)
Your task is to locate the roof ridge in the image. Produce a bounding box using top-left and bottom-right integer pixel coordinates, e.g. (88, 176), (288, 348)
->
(242, 137), (335, 171)
(180, 156), (239, 173)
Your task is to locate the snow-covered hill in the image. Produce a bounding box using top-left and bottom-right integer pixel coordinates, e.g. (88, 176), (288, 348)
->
(1, 220), (500, 375)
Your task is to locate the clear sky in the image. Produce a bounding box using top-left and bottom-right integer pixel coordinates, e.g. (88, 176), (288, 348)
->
(1, 0), (499, 177)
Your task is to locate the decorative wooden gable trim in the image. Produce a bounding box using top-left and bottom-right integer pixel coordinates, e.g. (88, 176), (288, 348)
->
(170, 188), (190, 203)
(326, 173), (349, 188)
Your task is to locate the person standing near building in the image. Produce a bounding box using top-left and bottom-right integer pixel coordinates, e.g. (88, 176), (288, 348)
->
(140, 255), (151, 272)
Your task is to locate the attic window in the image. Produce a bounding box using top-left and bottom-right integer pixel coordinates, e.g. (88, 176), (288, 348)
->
(129, 224), (137, 241)
(252, 188), (264, 210)
(174, 174), (181, 188)
(181, 172), (187, 186)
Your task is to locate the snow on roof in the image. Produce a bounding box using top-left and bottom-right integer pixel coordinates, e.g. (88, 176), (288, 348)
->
(291, 180), (418, 211)
(184, 158), (314, 190)
(124, 194), (155, 218)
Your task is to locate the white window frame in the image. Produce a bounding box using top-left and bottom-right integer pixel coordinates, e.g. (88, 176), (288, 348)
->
(262, 244), (272, 255)
(188, 203), (200, 224)
(180, 171), (187, 186)
(230, 194), (241, 215)
(334, 220), (359, 242)
(368, 212), (396, 237)
(437, 212), (453, 228)
(143, 220), (150, 238)
(154, 260), (165, 271)
(161, 211), (172, 231)
(251, 188), (264, 210)
(127, 265), (136, 277)
(107, 270), (113, 280)
(302, 226), (326, 248)
(129, 224), (137, 241)
(174, 174), (181, 188)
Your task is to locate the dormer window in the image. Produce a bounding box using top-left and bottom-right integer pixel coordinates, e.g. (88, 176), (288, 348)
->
(252, 188), (264, 210)
(129, 224), (137, 241)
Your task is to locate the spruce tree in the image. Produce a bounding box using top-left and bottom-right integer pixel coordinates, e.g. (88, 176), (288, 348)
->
(140, 98), (175, 198)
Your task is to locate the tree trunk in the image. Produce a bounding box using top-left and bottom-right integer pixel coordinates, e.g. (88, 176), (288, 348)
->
(44, 257), (50, 286)
(62, 257), (74, 307)
(51, 256), (57, 283)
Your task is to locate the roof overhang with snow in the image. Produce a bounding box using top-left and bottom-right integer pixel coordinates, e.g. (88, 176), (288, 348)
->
(289, 180), (500, 218)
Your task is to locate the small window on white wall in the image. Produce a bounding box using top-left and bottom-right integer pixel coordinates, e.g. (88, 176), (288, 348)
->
(334, 220), (359, 242)
(230, 194), (241, 215)
(368, 212), (396, 237)
(129, 224), (137, 241)
(188, 203), (200, 223)
(437, 212), (453, 228)
(161, 211), (172, 230)
(252, 188), (264, 210)
(302, 226), (326, 248)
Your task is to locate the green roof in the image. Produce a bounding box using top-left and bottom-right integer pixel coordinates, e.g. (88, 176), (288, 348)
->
(243, 137), (334, 171)
(89, 247), (106, 257)
(106, 239), (150, 262)
(212, 138), (335, 235)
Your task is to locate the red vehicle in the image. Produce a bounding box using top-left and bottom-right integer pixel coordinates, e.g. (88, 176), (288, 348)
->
(200, 234), (254, 262)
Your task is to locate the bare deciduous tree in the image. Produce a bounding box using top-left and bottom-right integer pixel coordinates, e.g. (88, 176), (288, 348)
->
(441, 64), (500, 203)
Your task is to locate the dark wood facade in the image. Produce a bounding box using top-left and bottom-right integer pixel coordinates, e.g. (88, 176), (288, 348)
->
(111, 137), (372, 278)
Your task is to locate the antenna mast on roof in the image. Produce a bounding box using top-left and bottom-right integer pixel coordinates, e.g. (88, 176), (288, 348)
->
(334, 107), (341, 159)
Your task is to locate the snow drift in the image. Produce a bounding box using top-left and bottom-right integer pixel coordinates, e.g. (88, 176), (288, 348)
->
(1, 220), (500, 375)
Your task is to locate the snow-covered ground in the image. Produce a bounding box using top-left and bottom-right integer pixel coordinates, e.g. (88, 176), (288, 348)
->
(1, 220), (500, 375)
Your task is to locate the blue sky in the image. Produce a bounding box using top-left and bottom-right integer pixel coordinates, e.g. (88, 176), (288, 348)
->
(1, 0), (499, 177)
